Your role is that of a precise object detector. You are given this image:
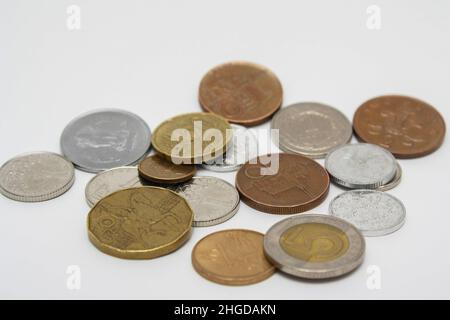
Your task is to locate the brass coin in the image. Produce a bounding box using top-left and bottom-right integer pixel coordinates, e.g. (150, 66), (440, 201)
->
(199, 61), (283, 126)
(138, 154), (196, 184)
(87, 186), (193, 259)
(192, 229), (276, 286)
(152, 112), (232, 164)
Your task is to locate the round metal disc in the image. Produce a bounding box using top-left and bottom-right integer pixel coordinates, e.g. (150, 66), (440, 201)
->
(377, 162), (402, 192)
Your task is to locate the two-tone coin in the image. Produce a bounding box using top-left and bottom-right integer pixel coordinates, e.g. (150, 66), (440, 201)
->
(0, 151), (75, 202)
(264, 214), (365, 279)
(329, 190), (406, 236)
(138, 154), (196, 184)
(271, 102), (352, 158)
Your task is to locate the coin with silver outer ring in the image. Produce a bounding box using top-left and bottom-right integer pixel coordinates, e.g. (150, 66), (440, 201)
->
(264, 214), (365, 279)
(329, 190), (406, 237)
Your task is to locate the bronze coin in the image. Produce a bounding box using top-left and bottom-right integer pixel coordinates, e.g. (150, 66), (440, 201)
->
(235, 153), (330, 214)
(138, 154), (196, 184)
(199, 61), (283, 126)
(353, 95), (446, 158)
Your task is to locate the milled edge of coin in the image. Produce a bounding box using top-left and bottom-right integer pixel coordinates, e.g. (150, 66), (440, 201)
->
(376, 162), (402, 192)
(87, 186), (194, 259)
(138, 155), (196, 184)
(192, 229), (276, 285)
(263, 214), (365, 279)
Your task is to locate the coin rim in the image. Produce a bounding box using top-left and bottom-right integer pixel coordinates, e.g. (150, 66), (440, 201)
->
(376, 162), (402, 192)
(138, 154), (196, 184)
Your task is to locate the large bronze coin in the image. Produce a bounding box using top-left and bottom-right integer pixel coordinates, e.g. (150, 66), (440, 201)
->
(199, 61), (283, 126)
(138, 154), (196, 184)
(353, 95), (446, 158)
(235, 153), (330, 214)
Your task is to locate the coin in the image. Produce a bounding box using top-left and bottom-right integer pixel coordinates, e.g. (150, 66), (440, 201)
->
(61, 109), (151, 173)
(0, 152), (75, 202)
(377, 162), (402, 192)
(88, 187), (193, 259)
(85, 166), (148, 208)
(353, 95), (446, 158)
(199, 61), (283, 126)
(329, 190), (406, 236)
(171, 177), (240, 227)
(271, 102), (352, 158)
(138, 154), (196, 184)
(235, 153), (330, 214)
(264, 214), (365, 279)
(325, 143), (397, 189)
(152, 112), (232, 164)
(192, 229), (275, 285)
(201, 124), (258, 172)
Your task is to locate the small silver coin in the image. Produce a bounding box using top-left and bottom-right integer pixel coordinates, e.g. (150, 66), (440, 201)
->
(201, 125), (258, 172)
(271, 102), (352, 158)
(85, 166), (149, 207)
(61, 109), (151, 173)
(377, 162), (402, 192)
(325, 143), (397, 189)
(329, 190), (406, 236)
(170, 176), (240, 227)
(264, 214), (365, 279)
(0, 151), (75, 202)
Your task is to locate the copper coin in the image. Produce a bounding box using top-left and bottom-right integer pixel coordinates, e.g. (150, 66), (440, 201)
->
(138, 154), (196, 184)
(235, 153), (330, 214)
(199, 61), (283, 126)
(192, 229), (275, 286)
(353, 95), (446, 158)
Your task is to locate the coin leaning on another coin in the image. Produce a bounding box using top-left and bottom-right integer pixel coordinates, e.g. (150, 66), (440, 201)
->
(138, 154), (196, 184)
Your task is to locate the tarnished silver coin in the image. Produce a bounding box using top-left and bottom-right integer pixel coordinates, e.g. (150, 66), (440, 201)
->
(325, 143), (397, 189)
(61, 109), (151, 173)
(85, 166), (149, 207)
(171, 177), (240, 227)
(377, 162), (402, 192)
(271, 102), (352, 158)
(0, 151), (75, 202)
(201, 125), (258, 172)
(264, 214), (365, 279)
(329, 190), (406, 237)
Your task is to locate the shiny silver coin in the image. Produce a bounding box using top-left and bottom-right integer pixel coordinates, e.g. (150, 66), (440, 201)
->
(329, 190), (406, 237)
(170, 176), (240, 227)
(0, 151), (75, 202)
(264, 214), (365, 279)
(325, 143), (397, 189)
(271, 102), (352, 158)
(377, 162), (402, 192)
(61, 109), (151, 173)
(85, 166), (149, 207)
(201, 125), (258, 172)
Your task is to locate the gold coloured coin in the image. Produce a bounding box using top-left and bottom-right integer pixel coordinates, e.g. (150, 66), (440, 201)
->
(87, 186), (193, 259)
(138, 154), (196, 184)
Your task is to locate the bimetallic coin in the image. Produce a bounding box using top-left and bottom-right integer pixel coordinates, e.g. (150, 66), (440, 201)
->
(61, 109), (151, 173)
(325, 143), (397, 189)
(329, 190), (406, 237)
(0, 152), (74, 202)
(353, 95), (446, 158)
(88, 187), (193, 259)
(192, 229), (275, 285)
(264, 214), (365, 279)
(201, 125), (258, 172)
(377, 162), (402, 192)
(171, 177), (240, 227)
(85, 166), (148, 208)
(272, 102), (352, 158)
(199, 61), (283, 126)
(138, 154), (196, 184)
(235, 153), (330, 214)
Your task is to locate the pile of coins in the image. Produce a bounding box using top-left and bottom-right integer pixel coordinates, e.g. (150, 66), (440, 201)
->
(0, 61), (446, 284)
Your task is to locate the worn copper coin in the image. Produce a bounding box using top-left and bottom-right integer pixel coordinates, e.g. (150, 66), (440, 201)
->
(138, 154), (196, 184)
(353, 95), (446, 158)
(199, 61), (283, 126)
(235, 153), (330, 214)
(192, 229), (275, 285)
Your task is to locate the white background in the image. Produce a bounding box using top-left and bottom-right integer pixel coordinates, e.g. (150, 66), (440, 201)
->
(1, 0), (449, 299)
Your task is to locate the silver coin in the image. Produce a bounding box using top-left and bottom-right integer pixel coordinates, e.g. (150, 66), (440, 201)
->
(264, 214), (365, 279)
(171, 176), (240, 227)
(0, 151), (75, 202)
(201, 125), (258, 172)
(377, 162), (402, 192)
(85, 166), (149, 207)
(271, 102), (352, 158)
(329, 190), (406, 237)
(61, 109), (151, 173)
(325, 143), (397, 189)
